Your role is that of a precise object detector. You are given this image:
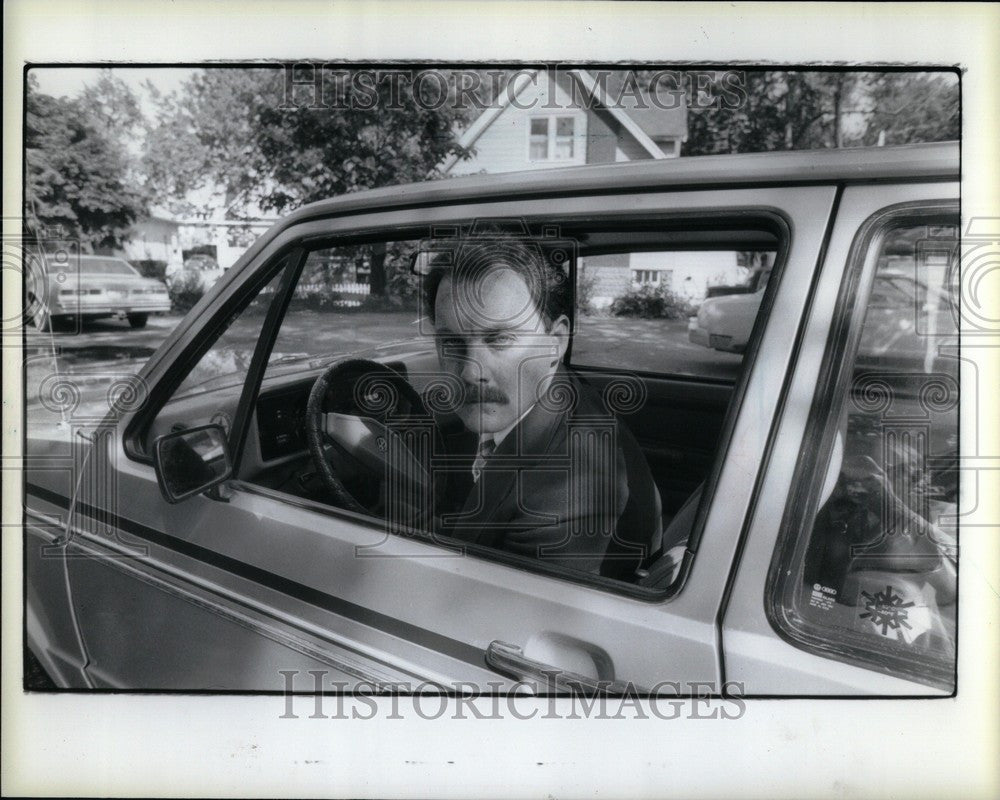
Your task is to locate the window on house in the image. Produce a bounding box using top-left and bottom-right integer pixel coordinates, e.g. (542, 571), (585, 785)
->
(528, 116), (577, 161)
(555, 117), (575, 159)
(632, 269), (660, 285)
(529, 119), (548, 160)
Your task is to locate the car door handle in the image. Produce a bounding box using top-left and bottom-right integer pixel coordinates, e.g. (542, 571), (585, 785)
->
(485, 640), (639, 695)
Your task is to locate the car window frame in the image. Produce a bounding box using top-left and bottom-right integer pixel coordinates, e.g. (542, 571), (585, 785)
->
(182, 208), (790, 603)
(764, 200), (960, 690)
(123, 247), (307, 463)
(562, 212), (791, 580)
(117, 186), (821, 609)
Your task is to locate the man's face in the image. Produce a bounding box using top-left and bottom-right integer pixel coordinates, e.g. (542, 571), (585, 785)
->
(433, 267), (569, 435)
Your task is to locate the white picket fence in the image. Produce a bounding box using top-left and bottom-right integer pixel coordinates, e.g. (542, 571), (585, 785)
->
(293, 281), (371, 307)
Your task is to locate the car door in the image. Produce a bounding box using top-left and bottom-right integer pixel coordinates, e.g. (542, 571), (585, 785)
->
(721, 182), (960, 695)
(31, 183), (837, 691)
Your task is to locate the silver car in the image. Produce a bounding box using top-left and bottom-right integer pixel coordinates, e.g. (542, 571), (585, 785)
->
(26, 253), (171, 331)
(25, 142), (960, 695)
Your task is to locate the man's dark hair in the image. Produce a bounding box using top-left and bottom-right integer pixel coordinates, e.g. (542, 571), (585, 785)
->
(422, 230), (571, 329)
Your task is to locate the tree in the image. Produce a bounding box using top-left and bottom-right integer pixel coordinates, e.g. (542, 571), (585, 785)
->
(79, 69), (145, 142)
(667, 70), (957, 156)
(860, 73), (959, 146)
(142, 69), (268, 217)
(143, 67), (473, 294)
(675, 71), (861, 155)
(253, 68), (470, 210)
(25, 74), (148, 250)
(679, 71), (790, 155)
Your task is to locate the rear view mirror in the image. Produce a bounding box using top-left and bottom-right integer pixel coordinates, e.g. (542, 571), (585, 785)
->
(410, 250), (434, 275)
(410, 241), (455, 275)
(153, 423), (233, 503)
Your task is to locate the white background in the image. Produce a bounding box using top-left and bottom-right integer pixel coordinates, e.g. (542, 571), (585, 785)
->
(3, 2), (998, 797)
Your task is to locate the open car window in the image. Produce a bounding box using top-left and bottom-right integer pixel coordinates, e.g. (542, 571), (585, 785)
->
(235, 218), (786, 595)
(262, 241), (427, 380)
(141, 256), (295, 454)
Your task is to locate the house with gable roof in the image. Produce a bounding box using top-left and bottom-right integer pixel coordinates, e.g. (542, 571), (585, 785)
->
(441, 68), (686, 177)
(441, 69), (746, 308)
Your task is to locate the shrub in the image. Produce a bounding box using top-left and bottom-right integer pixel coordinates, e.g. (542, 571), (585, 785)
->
(166, 269), (205, 313)
(386, 265), (421, 305)
(609, 284), (696, 320)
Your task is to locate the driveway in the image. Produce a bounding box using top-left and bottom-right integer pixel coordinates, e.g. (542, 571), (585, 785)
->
(573, 317), (742, 379)
(25, 314), (183, 440)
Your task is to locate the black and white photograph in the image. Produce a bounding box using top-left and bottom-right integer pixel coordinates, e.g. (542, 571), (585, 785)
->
(4, 2), (998, 798)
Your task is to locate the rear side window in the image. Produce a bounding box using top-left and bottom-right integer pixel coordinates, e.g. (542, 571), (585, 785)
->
(769, 217), (959, 690)
(72, 257), (139, 275)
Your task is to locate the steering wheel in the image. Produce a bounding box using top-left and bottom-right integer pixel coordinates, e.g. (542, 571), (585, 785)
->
(305, 358), (436, 517)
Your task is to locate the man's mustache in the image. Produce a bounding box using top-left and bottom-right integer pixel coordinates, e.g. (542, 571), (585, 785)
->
(460, 383), (509, 405)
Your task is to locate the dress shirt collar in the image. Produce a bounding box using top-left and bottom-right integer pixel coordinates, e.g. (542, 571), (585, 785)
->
(478, 402), (536, 449)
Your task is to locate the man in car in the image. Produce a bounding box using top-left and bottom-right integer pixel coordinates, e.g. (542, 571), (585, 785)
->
(421, 230), (662, 580)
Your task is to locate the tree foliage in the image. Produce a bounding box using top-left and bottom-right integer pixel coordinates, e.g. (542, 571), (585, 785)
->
(643, 70), (959, 156)
(79, 70), (145, 142)
(25, 73), (148, 250)
(860, 72), (960, 146)
(142, 69), (267, 216)
(143, 68), (473, 214)
(143, 67), (474, 293)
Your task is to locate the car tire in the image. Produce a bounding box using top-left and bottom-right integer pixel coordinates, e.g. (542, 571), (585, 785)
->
(127, 313), (149, 329)
(28, 295), (56, 332)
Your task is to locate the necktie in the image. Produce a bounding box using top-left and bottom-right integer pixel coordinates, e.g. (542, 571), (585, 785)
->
(472, 438), (496, 483)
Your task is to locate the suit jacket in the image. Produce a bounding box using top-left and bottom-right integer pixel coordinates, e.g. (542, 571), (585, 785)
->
(435, 368), (662, 580)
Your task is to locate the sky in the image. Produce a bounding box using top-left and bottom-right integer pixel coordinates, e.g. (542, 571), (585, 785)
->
(29, 66), (199, 116)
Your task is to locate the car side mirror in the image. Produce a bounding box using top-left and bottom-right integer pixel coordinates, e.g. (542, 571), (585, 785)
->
(153, 423), (234, 503)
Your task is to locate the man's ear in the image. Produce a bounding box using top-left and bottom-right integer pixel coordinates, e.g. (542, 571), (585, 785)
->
(549, 314), (571, 362)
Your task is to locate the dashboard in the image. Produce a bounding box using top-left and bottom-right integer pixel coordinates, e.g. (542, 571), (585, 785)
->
(256, 384), (311, 461)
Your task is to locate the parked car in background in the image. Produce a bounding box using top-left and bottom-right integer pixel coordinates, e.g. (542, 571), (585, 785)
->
(26, 254), (171, 330)
(690, 262), (957, 364)
(25, 142), (959, 695)
(688, 264), (771, 353)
